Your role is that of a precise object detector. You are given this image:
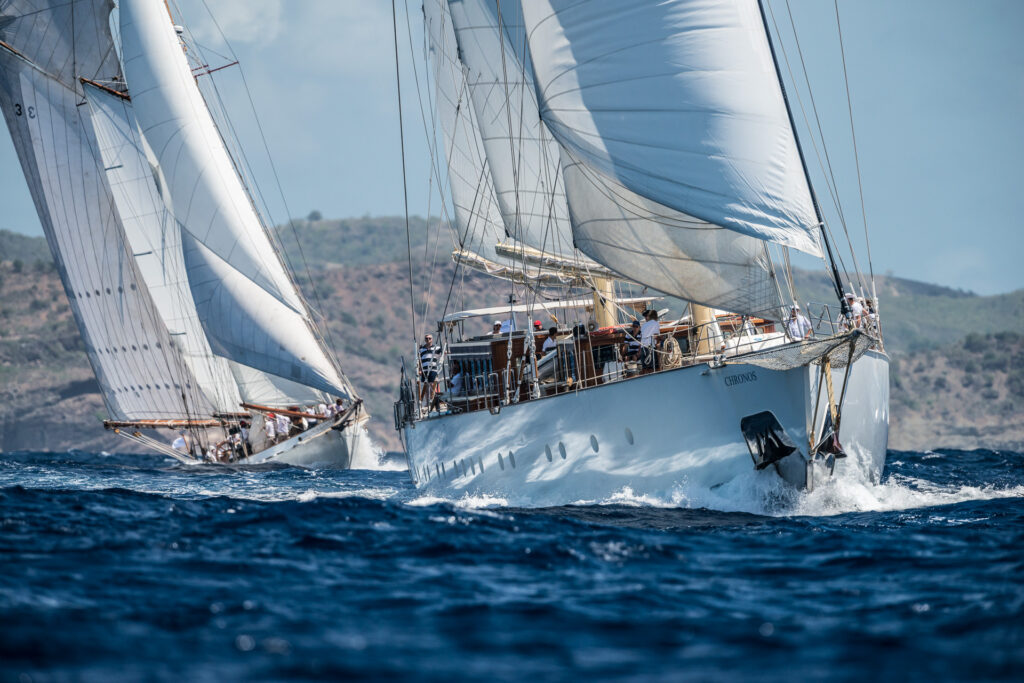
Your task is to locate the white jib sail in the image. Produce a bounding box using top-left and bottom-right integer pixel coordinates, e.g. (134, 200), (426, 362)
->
(227, 361), (329, 408)
(521, 0), (823, 257)
(425, 0), (509, 266)
(181, 232), (352, 399)
(83, 83), (245, 414)
(118, 0), (352, 398)
(447, 0), (577, 259)
(117, 0), (303, 312)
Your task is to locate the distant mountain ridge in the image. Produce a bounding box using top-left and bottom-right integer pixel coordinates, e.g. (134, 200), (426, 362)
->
(1, 217), (1021, 453)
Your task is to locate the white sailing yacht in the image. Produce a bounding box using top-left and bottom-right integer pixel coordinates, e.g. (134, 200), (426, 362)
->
(0, 0), (374, 466)
(394, 0), (888, 504)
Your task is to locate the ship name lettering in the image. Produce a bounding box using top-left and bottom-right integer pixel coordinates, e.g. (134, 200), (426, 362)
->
(724, 371), (757, 387)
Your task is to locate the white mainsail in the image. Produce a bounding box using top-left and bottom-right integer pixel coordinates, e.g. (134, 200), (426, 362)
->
(521, 0), (823, 257)
(447, 0), (576, 258)
(0, 0), (213, 419)
(118, 0), (352, 398)
(83, 83), (245, 414)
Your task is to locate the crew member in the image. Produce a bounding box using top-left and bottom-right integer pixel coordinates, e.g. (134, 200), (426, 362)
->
(418, 333), (442, 405)
(786, 304), (813, 340)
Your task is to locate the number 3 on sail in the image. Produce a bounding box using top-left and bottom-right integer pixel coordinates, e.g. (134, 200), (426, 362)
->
(0, 0), (374, 466)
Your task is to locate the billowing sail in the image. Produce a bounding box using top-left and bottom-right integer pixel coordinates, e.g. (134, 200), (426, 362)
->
(424, 0), (508, 266)
(0, 1), (213, 419)
(447, 0), (576, 258)
(83, 82), (245, 414)
(561, 153), (784, 314)
(118, 0), (303, 312)
(227, 361), (328, 408)
(521, 0), (823, 257)
(182, 232), (352, 399)
(118, 0), (351, 397)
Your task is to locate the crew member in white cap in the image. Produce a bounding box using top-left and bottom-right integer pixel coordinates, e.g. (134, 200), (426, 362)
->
(786, 304), (813, 340)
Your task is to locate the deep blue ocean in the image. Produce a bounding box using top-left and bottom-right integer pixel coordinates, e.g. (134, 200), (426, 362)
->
(1, 448), (1022, 682)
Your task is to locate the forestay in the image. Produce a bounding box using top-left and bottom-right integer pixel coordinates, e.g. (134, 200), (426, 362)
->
(521, 0), (823, 257)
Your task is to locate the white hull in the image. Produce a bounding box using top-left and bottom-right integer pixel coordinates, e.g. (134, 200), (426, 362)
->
(403, 350), (889, 506)
(247, 417), (375, 468)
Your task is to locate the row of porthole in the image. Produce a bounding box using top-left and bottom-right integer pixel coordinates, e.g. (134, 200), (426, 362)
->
(418, 428), (637, 485)
(71, 283), (137, 300)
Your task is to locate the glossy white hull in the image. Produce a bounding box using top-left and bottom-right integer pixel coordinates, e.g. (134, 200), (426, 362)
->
(403, 351), (889, 506)
(248, 418), (374, 468)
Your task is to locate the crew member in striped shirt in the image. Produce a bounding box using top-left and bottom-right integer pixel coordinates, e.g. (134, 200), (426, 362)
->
(418, 333), (442, 405)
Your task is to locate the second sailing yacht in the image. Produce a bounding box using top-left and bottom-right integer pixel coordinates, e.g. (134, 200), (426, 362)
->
(0, 0), (374, 465)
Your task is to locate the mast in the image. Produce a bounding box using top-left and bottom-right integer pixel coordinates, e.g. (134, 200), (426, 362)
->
(756, 0), (847, 312)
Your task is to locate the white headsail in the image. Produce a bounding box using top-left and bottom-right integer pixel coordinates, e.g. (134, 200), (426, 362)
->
(521, 0), (823, 256)
(424, 0), (509, 266)
(0, 0), (213, 419)
(118, 0), (352, 398)
(447, 0), (576, 258)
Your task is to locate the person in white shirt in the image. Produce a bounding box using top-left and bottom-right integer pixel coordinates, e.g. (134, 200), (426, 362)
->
(843, 293), (864, 330)
(264, 414), (277, 443)
(786, 305), (813, 340)
(541, 326), (558, 356)
(640, 310), (661, 373)
(275, 412), (290, 442)
(172, 432), (188, 452)
(491, 321), (502, 336)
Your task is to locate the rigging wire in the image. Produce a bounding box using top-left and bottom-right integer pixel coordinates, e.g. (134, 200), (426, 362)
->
(833, 0), (875, 288)
(392, 0), (418, 345)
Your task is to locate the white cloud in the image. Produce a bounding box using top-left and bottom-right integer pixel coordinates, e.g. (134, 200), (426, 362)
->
(174, 0), (284, 46)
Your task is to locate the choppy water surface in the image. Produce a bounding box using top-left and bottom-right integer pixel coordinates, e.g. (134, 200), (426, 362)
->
(1, 449), (1022, 681)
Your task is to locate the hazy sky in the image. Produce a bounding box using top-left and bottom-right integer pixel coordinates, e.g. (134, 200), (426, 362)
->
(0, 0), (1021, 295)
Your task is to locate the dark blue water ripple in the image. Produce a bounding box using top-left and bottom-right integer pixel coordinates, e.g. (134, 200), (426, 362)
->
(1, 449), (1022, 681)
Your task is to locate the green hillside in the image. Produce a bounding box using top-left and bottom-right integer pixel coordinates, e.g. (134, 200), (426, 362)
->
(0, 228), (51, 265)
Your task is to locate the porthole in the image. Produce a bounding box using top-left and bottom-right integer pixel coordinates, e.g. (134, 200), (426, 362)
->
(435, 464), (441, 479)
(118, 286), (123, 293)
(590, 435), (599, 453)
(94, 289), (100, 296)
(143, 344), (149, 350)
(508, 451), (517, 468)
(558, 442), (567, 459)
(131, 345), (137, 351)
(470, 459), (477, 475)
(477, 456), (484, 473)
(545, 445), (553, 462)
(498, 452), (505, 470)
(105, 288), (111, 294)
(624, 427), (634, 445)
